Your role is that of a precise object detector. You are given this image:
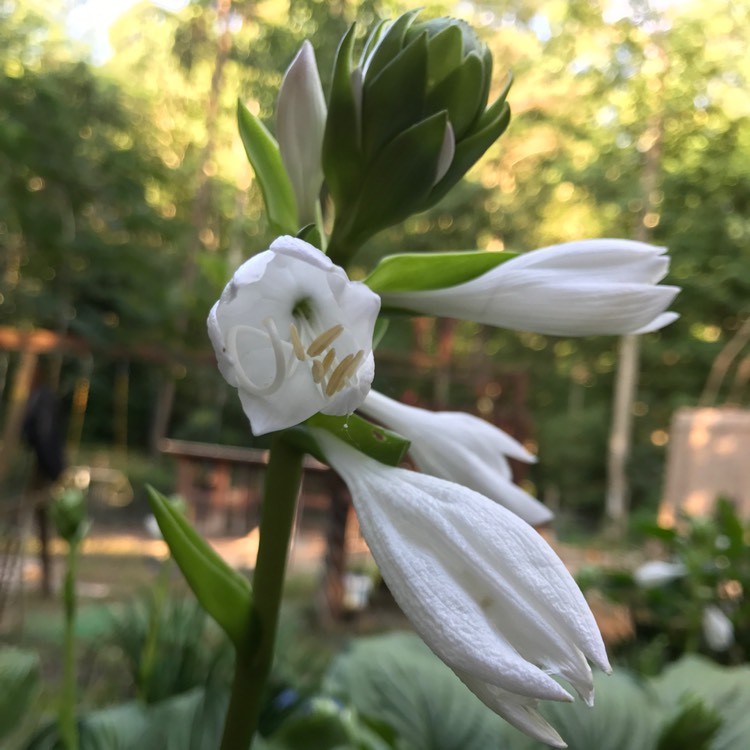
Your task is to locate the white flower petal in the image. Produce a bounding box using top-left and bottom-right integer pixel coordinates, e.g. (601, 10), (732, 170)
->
(315, 431), (610, 724)
(360, 391), (550, 525)
(277, 42), (327, 226)
(458, 672), (567, 747)
(381, 239), (679, 336)
(208, 237), (380, 434)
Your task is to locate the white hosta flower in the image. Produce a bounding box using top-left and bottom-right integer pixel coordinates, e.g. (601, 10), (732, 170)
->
(702, 605), (734, 651)
(360, 390), (552, 526)
(314, 430), (611, 747)
(208, 237), (380, 435)
(381, 239), (679, 336)
(277, 41), (327, 226)
(633, 560), (686, 588)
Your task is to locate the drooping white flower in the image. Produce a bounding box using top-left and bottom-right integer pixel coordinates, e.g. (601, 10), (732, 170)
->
(314, 430), (611, 747)
(277, 41), (327, 226)
(633, 560), (686, 588)
(208, 237), (380, 435)
(359, 390), (552, 526)
(702, 605), (734, 651)
(380, 239), (679, 336)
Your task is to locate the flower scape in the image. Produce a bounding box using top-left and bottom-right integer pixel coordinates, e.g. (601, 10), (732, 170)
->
(155, 10), (681, 749)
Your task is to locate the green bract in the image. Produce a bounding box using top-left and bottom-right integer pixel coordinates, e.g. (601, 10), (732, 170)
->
(146, 486), (252, 648)
(324, 11), (512, 263)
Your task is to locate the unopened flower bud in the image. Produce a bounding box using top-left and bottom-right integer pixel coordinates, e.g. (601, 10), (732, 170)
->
(324, 11), (511, 262)
(277, 41), (327, 227)
(51, 489), (88, 543)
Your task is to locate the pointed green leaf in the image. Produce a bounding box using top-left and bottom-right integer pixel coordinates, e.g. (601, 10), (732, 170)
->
(362, 9), (421, 81)
(305, 413), (410, 467)
(424, 99), (511, 209)
(332, 112), (449, 253)
(424, 24), (464, 87)
(146, 486), (251, 647)
(322, 24), (364, 208)
(424, 51), (485, 138)
(365, 250), (517, 294)
(237, 100), (297, 235)
(475, 72), (513, 131)
(362, 32), (428, 158)
(359, 19), (389, 67)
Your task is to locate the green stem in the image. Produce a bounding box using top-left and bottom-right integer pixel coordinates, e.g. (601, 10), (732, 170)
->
(138, 557), (171, 701)
(219, 433), (304, 750)
(59, 540), (79, 750)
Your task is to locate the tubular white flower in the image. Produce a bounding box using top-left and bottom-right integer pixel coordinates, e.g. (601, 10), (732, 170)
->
(633, 560), (686, 588)
(277, 41), (327, 226)
(380, 239), (680, 336)
(702, 605), (734, 651)
(208, 237), (380, 435)
(314, 431), (611, 747)
(359, 390), (552, 526)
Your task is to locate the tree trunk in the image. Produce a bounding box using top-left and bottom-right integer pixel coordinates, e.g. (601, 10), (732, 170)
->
(605, 44), (666, 533)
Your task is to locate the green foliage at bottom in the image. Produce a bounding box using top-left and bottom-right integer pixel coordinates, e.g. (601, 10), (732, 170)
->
(14, 632), (750, 750)
(0, 647), (40, 743)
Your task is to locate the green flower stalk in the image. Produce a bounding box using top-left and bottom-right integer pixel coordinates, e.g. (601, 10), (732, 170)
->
(50, 489), (89, 750)
(324, 10), (512, 263)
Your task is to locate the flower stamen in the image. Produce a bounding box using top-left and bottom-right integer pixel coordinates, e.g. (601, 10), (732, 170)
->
(342, 349), (365, 380)
(289, 323), (306, 361)
(321, 348), (336, 373)
(307, 324), (343, 357)
(311, 359), (325, 383)
(326, 352), (355, 396)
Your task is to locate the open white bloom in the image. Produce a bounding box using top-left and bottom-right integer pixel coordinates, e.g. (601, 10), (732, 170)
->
(633, 560), (686, 588)
(208, 237), (380, 435)
(314, 430), (611, 747)
(359, 390), (552, 526)
(380, 239), (679, 336)
(702, 605), (734, 651)
(277, 41), (327, 226)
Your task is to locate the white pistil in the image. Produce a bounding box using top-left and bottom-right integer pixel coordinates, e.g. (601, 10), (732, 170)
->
(226, 319), (287, 396)
(307, 324), (344, 356)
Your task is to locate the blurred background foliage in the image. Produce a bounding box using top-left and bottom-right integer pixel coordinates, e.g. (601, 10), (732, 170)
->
(0, 0), (748, 526)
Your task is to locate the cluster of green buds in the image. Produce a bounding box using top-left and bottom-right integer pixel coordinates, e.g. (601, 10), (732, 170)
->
(323, 10), (511, 262)
(238, 10), (511, 264)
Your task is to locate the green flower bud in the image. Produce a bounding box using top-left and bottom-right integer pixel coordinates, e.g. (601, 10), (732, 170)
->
(324, 11), (512, 263)
(51, 489), (89, 544)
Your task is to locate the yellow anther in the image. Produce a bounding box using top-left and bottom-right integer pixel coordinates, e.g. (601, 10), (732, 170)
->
(325, 353), (355, 396)
(307, 324), (344, 357)
(311, 359), (325, 384)
(321, 348), (336, 374)
(342, 349), (365, 381)
(289, 323), (305, 361)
